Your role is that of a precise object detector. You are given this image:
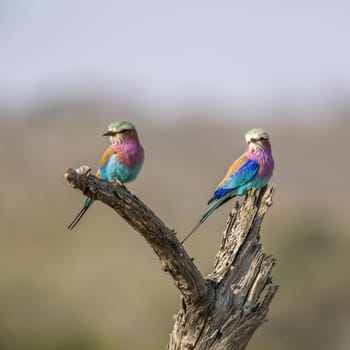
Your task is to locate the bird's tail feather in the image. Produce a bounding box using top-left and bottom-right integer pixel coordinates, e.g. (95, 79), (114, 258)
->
(181, 221), (202, 244)
(181, 193), (234, 244)
(68, 198), (94, 230)
(199, 193), (232, 224)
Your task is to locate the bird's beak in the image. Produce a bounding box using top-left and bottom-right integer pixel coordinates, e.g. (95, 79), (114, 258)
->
(102, 131), (116, 136)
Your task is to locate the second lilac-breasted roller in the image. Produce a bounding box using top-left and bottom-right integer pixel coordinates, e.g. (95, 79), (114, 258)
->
(181, 128), (274, 244)
(68, 121), (144, 230)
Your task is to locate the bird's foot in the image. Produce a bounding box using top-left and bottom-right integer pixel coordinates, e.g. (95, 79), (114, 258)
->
(115, 179), (126, 188)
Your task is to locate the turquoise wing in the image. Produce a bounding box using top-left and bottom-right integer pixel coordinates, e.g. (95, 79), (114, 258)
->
(211, 159), (259, 201)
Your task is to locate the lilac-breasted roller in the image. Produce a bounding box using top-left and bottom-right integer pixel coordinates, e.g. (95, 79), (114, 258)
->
(68, 121), (144, 230)
(181, 128), (274, 244)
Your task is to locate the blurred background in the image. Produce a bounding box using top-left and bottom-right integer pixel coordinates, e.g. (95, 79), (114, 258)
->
(1, 1), (350, 349)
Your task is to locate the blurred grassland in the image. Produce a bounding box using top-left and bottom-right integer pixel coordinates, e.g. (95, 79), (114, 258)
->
(0, 101), (349, 350)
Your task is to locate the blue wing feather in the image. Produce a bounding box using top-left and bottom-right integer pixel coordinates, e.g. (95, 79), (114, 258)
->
(213, 159), (259, 199)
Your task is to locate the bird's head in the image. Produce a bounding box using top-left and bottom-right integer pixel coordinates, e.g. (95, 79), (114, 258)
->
(245, 128), (271, 152)
(103, 121), (137, 143)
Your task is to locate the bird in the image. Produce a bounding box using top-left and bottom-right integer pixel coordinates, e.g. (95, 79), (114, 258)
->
(68, 121), (144, 230)
(181, 128), (274, 244)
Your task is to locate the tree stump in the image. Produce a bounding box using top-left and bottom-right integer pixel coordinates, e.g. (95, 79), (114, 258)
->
(65, 166), (278, 350)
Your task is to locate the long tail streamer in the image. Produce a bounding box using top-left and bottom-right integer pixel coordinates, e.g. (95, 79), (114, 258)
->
(68, 198), (93, 230)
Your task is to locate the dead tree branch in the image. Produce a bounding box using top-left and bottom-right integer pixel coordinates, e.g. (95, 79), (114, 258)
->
(65, 166), (277, 350)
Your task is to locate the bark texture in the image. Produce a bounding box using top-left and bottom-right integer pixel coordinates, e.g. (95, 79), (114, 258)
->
(65, 166), (278, 350)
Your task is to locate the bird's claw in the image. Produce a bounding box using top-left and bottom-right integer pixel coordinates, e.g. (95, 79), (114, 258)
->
(115, 179), (126, 188)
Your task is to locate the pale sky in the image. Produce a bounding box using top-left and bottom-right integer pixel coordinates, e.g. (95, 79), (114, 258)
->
(1, 0), (350, 110)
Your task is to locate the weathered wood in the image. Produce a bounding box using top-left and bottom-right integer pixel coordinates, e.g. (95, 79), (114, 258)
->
(168, 186), (278, 350)
(65, 166), (277, 350)
(65, 166), (209, 306)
